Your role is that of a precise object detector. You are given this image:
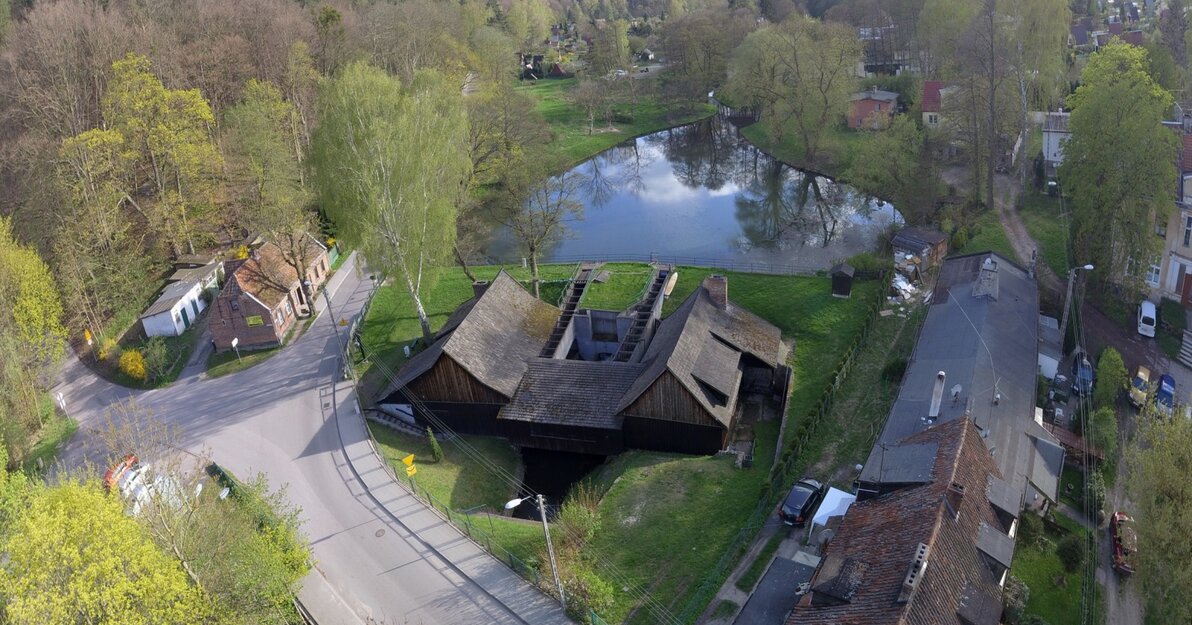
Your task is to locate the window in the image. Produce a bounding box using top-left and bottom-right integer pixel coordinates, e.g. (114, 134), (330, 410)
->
(1147, 263), (1161, 287)
(284, 300), (293, 316)
(927, 113), (939, 125)
(1183, 216), (1192, 247)
(276, 311), (284, 326)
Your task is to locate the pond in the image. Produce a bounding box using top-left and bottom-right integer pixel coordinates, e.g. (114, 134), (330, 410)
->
(485, 115), (903, 271)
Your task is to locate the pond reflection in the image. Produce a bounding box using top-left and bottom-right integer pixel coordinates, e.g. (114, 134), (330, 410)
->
(484, 115), (901, 269)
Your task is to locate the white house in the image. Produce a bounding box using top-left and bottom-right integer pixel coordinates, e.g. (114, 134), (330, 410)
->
(1042, 112), (1070, 172)
(139, 279), (208, 338)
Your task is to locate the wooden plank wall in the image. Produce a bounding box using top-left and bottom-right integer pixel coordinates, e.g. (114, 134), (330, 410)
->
(624, 372), (721, 428)
(407, 355), (507, 404)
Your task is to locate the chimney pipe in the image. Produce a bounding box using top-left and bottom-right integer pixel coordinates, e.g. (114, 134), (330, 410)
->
(703, 275), (729, 309)
(929, 371), (946, 418)
(472, 280), (491, 299)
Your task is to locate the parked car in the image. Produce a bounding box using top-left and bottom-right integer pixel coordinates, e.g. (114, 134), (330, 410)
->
(1071, 351), (1095, 397)
(1155, 374), (1176, 416)
(1111, 512), (1137, 575)
(779, 478), (825, 527)
(1129, 366), (1151, 408)
(103, 454), (139, 492)
(1137, 300), (1157, 338)
(1048, 374), (1072, 405)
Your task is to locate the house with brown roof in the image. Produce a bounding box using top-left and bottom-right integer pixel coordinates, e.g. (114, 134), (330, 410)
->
(789, 418), (1015, 625)
(210, 237), (330, 352)
(381, 268), (789, 456)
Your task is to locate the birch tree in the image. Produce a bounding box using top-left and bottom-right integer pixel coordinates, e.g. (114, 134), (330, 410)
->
(310, 62), (470, 344)
(493, 164), (585, 299)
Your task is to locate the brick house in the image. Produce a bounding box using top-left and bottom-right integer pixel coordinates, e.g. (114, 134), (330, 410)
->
(210, 237), (330, 352)
(847, 87), (899, 130)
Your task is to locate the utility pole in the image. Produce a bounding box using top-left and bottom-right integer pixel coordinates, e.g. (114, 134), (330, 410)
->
(1058, 264), (1095, 350)
(538, 494), (566, 606)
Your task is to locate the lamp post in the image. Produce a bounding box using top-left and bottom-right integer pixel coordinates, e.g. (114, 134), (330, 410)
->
(505, 494), (565, 607)
(1058, 264), (1094, 350)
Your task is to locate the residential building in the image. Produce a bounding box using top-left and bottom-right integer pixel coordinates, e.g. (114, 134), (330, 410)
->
(139, 257), (224, 338)
(789, 252), (1063, 625)
(381, 268), (790, 456)
(210, 238), (330, 352)
(1042, 111), (1070, 174)
(848, 87), (899, 130)
(1151, 134), (1192, 302)
(921, 80), (945, 128)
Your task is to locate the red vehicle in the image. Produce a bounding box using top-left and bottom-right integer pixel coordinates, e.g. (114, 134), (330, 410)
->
(1111, 511), (1137, 575)
(103, 454), (138, 492)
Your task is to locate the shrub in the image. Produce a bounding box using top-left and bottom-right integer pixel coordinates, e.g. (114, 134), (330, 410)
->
(1001, 575), (1030, 624)
(1160, 298), (1186, 336)
(952, 227), (970, 251)
(1056, 534), (1085, 573)
(1093, 347), (1127, 410)
(119, 349), (147, 382)
(1018, 512), (1044, 548)
(426, 427), (443, 463)
(845, 251), (891, 275)
(1088, 470), (1107, 524)
(97, 337), (120, 362)
(558, 482), (602, 548)
(142, 337), (170, 382)
(881, 358), (908, 383)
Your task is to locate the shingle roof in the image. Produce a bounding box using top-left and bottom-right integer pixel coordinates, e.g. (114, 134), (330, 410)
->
(617, 283), (784, 427)
(499, 360), (644, 429)
(1122, 30), (1143, 46)
(168, 261), (220, 284)
(789, 418), (1009, 625)
(922, 81), (944, 113)
(229, 239), (324, 308)
(892, 226), (947, 253)
(1071, 24), (1090, 46)
(140, 280), (199, 319)
(387, 271), (559, 399)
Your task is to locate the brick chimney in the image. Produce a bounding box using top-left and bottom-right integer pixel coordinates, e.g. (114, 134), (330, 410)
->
(472, 280), (490, 299)
(703, 275), (728, 309)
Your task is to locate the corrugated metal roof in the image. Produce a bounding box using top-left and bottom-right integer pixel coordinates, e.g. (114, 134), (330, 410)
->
(140, 280), (199, 319)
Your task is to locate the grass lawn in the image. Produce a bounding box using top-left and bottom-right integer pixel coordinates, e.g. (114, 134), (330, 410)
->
(738, 121), (867, 176)
(20, 407), (78, 474)
(798, 304), (927, 482)
(1012, 515), (1102, 625)
(517, 77), (716, 168)
(1020, 189), (1070, 278)
(1059, 465), (1084, 509)
(962, 209), (1018, 263)
(581, 263), (655, 311)
(357, 263), (578, 399)
(368, 423), (521, 512)
(734, 531), (784, 592)
(710, 600), (739, 620)
(207, 345), (280, 378)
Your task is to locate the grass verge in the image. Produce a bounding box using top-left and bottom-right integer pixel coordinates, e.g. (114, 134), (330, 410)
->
(207, 345), (280, 378)
(20, 408), (78, 474)
(738, 121), (866, 176)
(518, 77), (716, 168)
(734, 532), (784, 592)
(1012, 514), (1102, 625)
(711, 600), (739, 620)
(962, 209), (1018, 263)
(1020, 189), (1071, 278)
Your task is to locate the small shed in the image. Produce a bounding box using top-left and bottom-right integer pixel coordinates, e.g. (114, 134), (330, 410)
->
(830, 263), (855, 298)
(892, 226), (949, 274)
(140, 279), (208, 338)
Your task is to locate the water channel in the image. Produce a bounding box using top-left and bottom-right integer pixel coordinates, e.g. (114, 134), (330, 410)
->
(485, 115), (903, 270)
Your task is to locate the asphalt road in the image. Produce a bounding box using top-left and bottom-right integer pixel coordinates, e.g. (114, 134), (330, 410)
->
(53, 255), (568, 625)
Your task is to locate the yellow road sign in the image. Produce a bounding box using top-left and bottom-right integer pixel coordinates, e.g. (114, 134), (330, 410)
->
(406, 465), (417, 477)
(402, 454), (415, 466)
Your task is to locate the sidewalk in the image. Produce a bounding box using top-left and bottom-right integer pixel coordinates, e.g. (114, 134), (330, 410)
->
(326, 329), (573, 624)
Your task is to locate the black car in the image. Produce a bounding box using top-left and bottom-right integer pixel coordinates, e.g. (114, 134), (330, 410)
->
(779, 478), (825, 527)
(1071, 351), (1095, 397)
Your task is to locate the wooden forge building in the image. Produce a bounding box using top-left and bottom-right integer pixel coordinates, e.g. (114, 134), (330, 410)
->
(380, 267), (790, 456)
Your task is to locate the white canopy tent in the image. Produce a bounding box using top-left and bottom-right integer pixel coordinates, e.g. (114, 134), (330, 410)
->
(812, 487), (856, 529)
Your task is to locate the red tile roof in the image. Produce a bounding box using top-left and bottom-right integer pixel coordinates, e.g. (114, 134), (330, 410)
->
(922, 81), (944, 113)
(788, 418), (1009, 625)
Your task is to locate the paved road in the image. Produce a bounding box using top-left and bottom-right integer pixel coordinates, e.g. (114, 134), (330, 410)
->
(732, 542), (818, 625)
(53, 255), (571, 625)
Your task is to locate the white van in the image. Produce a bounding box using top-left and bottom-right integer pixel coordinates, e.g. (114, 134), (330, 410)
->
(1138, 300), (1157, 338)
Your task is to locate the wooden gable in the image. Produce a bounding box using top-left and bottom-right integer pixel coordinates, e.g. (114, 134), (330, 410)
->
(406, 353), (509, 405)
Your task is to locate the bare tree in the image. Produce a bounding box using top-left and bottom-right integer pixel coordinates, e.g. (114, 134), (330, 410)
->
(492, 166), (585, 298)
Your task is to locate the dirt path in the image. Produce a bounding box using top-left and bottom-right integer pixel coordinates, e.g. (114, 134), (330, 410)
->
(940, 167), (1063, 294)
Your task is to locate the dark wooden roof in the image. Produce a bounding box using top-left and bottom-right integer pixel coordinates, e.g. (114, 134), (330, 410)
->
(789, 418), (1008, 625)
(499, 360), (645, 429)
(892, 226), (948, 251)
(829, 263), (855, 278)
(385, 271), (559, 399)
(618, 285), (784, 427)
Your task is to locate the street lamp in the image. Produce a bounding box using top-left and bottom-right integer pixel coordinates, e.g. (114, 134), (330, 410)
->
(1058, 264), (1095, 349)
(505, 494), (565, 607)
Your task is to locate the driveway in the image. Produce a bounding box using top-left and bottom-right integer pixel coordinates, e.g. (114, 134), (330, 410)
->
(53, 255), (570, 625)
(732, 535), (818, 625)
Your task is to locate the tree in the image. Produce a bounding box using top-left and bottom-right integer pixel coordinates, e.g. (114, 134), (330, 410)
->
(916, 0), (979, 79)
(1060, 44), (1178, 282)
(311, 62), (471, 344)
(1093, 347), (1127, 410)
(725, 16), (861, 162)
(493, 166), (585, 298)
(428, 427), (444, 462)
(225, 79), (320, 312)
(589, 19), (631, 75)
(1056, 534), (1085, 572)
(658, 8), (754, 103)
(0, 480), (212, 624)
(143, 336), (170, 382)
(466, 82), (550, 187)
(1128, 415), (1192, 622)
(843, 115), (938, 223)
(1089, 406), (1118, 459)
(571, 79), (615, 135)
(1002, 0), (1070, 185)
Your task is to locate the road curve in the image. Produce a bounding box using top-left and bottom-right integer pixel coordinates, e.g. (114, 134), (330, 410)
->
(52, 254), (572, 625)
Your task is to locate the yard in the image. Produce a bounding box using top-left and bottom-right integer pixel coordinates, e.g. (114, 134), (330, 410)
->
(960, 208), (1018, 263)
(355, 262), (882, 623)
(517, 77), (716, 168)
(580, 263), (655, 311)
(92, 323), (200, 389)
(1011, 514), (1103, 625)
(1020, 189), (1071, 279)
